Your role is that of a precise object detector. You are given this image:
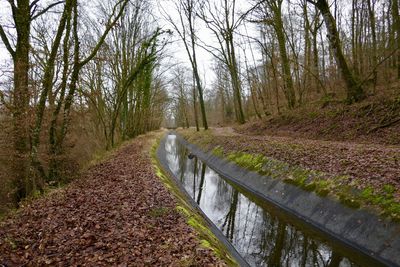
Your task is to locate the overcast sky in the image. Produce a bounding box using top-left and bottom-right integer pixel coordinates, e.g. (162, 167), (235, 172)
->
(154, 0), (260, 90)
(0, 0), (261, 92)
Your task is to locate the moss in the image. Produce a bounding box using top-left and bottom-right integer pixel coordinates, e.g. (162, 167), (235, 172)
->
(383, 184), (395, 195)
(283, 177), (299, 186)
(212, 146), (224, 157)
(359, 185), (400, 220)
(303, 182), (317, 192)
(188, 217), (211, 235)
(224, 150), (398, 219)
(200, 239), (212, 248)
(148, 206), (170, 218)
(176, 205), (191, 217)
(339, 195), (361, 209)
(226, 152), (267, 173)
(316, 188), (330, 197)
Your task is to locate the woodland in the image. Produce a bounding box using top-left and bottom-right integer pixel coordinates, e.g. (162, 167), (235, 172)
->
(0, 0), (399, 210)
(0, 0), (399, 256)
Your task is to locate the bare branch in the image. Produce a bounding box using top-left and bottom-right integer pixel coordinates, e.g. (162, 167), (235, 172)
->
(30, 0), (41, 9)
(0, 25), (15, 58)
(79, 0), (129, 67)
(31, 1), (65, 21)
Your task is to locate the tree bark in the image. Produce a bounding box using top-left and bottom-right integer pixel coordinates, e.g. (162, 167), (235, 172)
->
(367, 0), (378, 92)
(31, 0), (73, 184)
(393, 0), (400, 79)
(187, 2), (208, 130)
(192, 73), (200, 131)
(269, 0), (296, 108)
(12, 0), (31, 201)
(308, 0), (365, 103)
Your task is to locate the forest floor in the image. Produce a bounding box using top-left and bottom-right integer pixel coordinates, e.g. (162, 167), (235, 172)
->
(179, 124), (400, 219)
(235, 94), (400, 146)
(0, 131), (225, 266)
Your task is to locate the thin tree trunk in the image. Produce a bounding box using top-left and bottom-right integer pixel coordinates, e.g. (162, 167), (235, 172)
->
(188, 14), (208, 130)
(271, 1), (296, 108)
(367, 0), (378, 92)
(393, 0), (400, 79)
(309, 0), (365, 103)
(192, 73), (200, 131)
(226, 32), (246, 124)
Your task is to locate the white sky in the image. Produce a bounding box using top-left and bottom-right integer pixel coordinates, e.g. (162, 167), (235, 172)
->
(154, 0), (257, 89)
(0, 0), (257, 87)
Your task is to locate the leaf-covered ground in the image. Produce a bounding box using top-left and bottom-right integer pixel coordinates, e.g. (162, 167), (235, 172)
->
(180, 128), (400, 201)
(234, 96), (400, 145)
(0, 132), (225, 266)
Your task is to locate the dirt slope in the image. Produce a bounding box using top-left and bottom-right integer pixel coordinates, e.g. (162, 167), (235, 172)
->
(236, 96), (400, 145)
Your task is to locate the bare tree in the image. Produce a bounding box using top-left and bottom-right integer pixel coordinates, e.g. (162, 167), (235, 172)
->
(199, 0), (246, 124)
(160, 0), (208, 130)
(0, 0), (64, 200)
(307, 0), (365, 103)
(258, 0), (296, 108)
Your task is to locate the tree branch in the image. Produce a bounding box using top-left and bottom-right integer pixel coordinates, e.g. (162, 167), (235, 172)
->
(31, 1), (65, 21)
(79, 0), (129, 67)
(0, 25), (15, 58)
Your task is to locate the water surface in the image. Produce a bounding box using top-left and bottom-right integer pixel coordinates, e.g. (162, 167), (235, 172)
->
(164, 134), (375, 267)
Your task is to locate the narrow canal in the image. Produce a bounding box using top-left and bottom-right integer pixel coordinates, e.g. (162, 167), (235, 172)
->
(163, 134), (384, 267)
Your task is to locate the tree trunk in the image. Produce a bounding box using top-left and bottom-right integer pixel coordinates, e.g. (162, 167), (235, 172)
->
(12, 0), (31, 201)
(31, 0), (72, 184)
(303, 1), (312, 102)
(192, 73), (200, 131)
(189, 23), (208, 130)
(227, 33), (246, 124)
(310, 0), (365, 103)
(367, 0), (378, 92)
(272, 2), (296, 108)
(393, 0), (400, 79)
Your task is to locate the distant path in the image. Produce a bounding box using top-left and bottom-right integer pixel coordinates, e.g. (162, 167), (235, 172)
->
(0, 132), (224, 266)
(211, 127), (240, 136)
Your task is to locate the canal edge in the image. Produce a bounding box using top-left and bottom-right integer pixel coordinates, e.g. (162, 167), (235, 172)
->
(173, 132), (400, 267)
(152, 134), (250, 267)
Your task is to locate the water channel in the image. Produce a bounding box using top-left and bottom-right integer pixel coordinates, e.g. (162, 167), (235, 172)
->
(163, 134), (386, 267)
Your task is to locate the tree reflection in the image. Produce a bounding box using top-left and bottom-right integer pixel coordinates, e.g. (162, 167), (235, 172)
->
(221, 190), (239, 241)
(167, 137), (360, 267)
(196, 163), (206, 204)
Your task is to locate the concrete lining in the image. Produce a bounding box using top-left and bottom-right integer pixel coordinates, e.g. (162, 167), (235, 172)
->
(171, 133), (400, 267)
(156, 134), (250, 267)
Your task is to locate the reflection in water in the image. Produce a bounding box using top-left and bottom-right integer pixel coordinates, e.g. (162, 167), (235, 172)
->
(164, 135), (358, 267)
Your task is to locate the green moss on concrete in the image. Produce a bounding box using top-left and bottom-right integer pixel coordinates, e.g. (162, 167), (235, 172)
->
(360, 185), (400, 220)
(212, 146), (224, 157)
